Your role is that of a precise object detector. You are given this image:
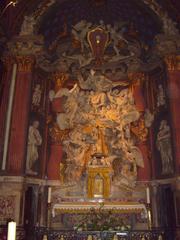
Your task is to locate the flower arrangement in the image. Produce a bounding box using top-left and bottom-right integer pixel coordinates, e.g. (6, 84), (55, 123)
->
(74, 203), (131, 231)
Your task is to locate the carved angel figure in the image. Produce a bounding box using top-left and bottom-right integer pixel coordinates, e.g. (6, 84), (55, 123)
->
(106, 24), (128, 56)
(72, 20), (92, 53)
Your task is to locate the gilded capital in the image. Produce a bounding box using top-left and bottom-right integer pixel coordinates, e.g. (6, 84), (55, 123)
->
(16, 55), (35, 72)
(52, 72), (69, 93)
(164, 55), (180, 71)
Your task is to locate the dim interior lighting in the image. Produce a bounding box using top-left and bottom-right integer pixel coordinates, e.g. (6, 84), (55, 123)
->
(1, 0), (18, 17)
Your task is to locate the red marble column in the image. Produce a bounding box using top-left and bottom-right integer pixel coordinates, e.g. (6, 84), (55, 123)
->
(137, 142), (151, 181)
(50, 95), (63, 180)
(0, 56), (14, 164)
(128, 72), (146, 113)
(47, 144), (63, 180)
(47, 72), (68, 180)
(165, 55), (180, 173)
(129, 72), (151, 181)
(7, 55), (35, 175)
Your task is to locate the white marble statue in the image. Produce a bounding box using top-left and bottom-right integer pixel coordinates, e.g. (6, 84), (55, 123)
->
(32, 84), (42, 106)
(157, 84), (166, 107)
(156, 120), (174, 175)
(26, 121), (42, 174)
(144, 109), (154, 128)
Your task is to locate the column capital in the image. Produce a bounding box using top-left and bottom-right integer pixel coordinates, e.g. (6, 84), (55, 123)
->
(164, 55), (180, 71)
(16, 55), (35, 72)
(7, 35), (44, 56)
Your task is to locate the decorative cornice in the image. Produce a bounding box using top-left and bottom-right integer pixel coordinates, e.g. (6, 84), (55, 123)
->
(0, 176), (47, 185)
(7, 35), (44, 56)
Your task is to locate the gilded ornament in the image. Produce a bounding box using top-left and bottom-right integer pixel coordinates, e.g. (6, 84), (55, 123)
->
(131, 118), (148, 142)
(52, 72), (69, 93)
(49, 123), (69, 144)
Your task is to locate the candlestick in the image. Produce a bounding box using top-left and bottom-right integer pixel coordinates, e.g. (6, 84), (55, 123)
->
(48, 187), (51, 203)
(146, 187), (150, 204)
(7, 221), (16, 240)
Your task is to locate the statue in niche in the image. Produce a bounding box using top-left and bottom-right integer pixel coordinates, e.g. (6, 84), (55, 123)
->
(20, 15), (36, 36)
(32, 84), (42, 107)
(156, 120), (174, 175)
(26, 120), (42, 175)
(94, 174), (104, 197)
(157, 84), (166, 108)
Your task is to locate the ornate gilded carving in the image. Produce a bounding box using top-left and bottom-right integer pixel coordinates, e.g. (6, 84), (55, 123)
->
(16, 55), (35, 72)
(131, 117), (148, 142)
(49, 123), (69, 144)
(52, 72), (69, 93)
(164, 55), (180, 71)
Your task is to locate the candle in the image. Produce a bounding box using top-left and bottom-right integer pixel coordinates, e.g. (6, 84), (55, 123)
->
(2, 63), (17, 170)
(7, 221), (16, 240)
(48, 187), (52, 203)
(146, 187), (150, 204)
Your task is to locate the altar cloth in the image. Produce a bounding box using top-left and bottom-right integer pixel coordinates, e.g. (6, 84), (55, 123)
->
(52, 202), (146, 216)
